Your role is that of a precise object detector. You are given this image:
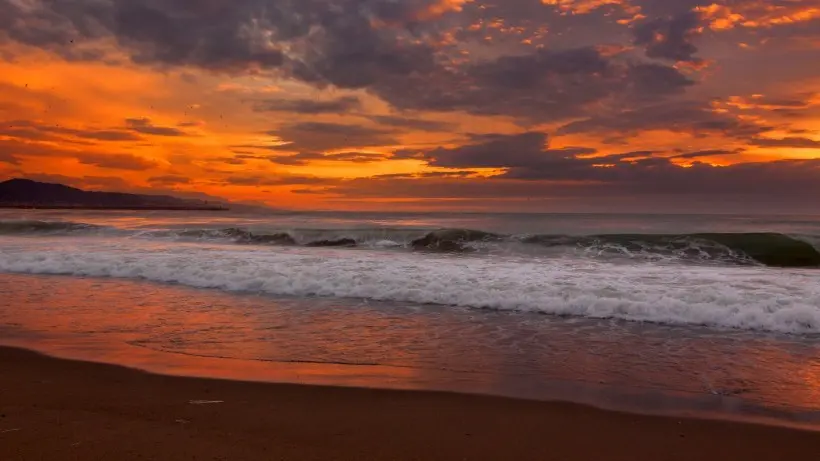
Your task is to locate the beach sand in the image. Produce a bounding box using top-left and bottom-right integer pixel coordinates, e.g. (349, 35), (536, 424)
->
(1, 346), (818, 461)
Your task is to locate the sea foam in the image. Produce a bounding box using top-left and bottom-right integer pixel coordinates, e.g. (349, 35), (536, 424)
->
(0, 237), (818, 334)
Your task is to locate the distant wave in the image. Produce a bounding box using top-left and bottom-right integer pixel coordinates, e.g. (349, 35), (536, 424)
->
(0, 220), (106, 234)
(0, 240), (818, 334)
(1, 220), (819, 268)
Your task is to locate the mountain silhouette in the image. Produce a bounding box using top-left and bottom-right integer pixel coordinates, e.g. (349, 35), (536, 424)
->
(0, 179), (227, 210)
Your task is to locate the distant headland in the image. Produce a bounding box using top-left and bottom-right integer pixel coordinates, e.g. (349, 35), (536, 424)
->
(0, 178), (228, 211)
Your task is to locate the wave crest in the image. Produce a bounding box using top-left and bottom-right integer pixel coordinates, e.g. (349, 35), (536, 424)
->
(1, 220), (819, 268)
(520, 233), (820, 268)
(1, 241), (818, 334)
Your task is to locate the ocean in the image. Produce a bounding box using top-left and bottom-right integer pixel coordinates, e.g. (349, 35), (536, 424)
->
(1, 209), (819, 427)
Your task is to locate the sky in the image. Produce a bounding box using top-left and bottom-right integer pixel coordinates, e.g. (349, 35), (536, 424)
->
(0, 0), (819, 213)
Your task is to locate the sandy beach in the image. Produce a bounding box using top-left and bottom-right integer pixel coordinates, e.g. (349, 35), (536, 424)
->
(1, 346), (818, 461)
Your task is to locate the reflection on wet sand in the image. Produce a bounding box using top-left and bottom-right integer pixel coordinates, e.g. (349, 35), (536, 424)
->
(2, 273), (820, 428)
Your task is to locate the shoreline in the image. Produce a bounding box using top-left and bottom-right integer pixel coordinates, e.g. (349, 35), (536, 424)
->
(5, 333), (820, 433)
(2, 345), (819, 460)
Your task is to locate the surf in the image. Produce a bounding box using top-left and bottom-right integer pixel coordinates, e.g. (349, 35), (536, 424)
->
(0, 236), (818, 334)
(1, 220), (819, 268)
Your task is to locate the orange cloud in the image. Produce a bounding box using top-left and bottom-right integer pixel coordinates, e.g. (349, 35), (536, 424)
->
(421, 0), (473, 18)
(541, 0), (641, 17)
(697, 2), (820, 30)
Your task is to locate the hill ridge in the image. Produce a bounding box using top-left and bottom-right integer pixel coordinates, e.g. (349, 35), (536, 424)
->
(0, 178), (228, 210)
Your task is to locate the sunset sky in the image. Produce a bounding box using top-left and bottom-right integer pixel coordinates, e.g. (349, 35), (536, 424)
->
(1, 0), (819, 212)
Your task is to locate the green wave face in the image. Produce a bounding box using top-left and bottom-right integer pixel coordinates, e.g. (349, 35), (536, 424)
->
(691, 233), (820, 268)
(521, 233), (820, 268)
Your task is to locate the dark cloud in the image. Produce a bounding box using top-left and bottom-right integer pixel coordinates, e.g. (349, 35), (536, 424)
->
(371, 170), (480, 180)
(223, 174), (333, 187)
(75, 152), (158, 171)
(0, 1), (696, 124)
(728, 94), (816, 110)
(268, 151), (388, 166)
(148, 175), (191, 185)
(233, 151), (266, 159)
(636, 0), (708, 17)
(0, 138), (124, 168)
(0, 151), (20, 165)
(0, 138), (72, 159)
(283, 3), (439, 89)
(624, 63), (696, 98)
(470, 47), (609, 90)
(766, 15), (820, 48)
(451, 0), (636, 50)
(264, 152), (323, 166)
(365, 115), (455, 132)
(215, 150), (384, 166)
(0, 0), (284, 69)
(633, 11), (703, 63)
(70, 129), (141, 141)
(0, 136), (157, 171)
(515, 157), (820, 197)
(315, 158), (820, 212)
(559, 101), (771, 139)
(375, 131), (820, 205)
(395, 132), (598, 171)
(114, 1), (284, 69)
(0, 0), (446, 75)
(384, 132), (755, 188)
(212, 156), (251, 165)
(252, 96), (361, 114)
(0, 124), (65, 143)
(260, 121), (400, 152)
(125, 118), (188, 137)
(370, 47), (694, 122)
(1, 120), (141, 142)
(751, 137), (820, 148)
(670, 149), (738, 159)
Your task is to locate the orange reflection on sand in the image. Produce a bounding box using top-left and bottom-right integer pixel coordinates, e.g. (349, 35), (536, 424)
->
(0, 274), (433, 389)
(3, 272), (820, 422)
(796, 355), (820, 405)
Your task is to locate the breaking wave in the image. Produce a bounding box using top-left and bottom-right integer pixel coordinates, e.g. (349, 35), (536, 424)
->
(518, 233), (820, 268)
(0, 240), (818, 334)
(1, 220), (819, 268)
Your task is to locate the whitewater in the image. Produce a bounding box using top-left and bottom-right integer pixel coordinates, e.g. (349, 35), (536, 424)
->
(1, 233), (819, 334)
(1, 210), (820, 334)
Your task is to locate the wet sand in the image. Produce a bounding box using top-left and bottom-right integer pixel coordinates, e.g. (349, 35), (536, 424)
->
(1, 346), (819, 461)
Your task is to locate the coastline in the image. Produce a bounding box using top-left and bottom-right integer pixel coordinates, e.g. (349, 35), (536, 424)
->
(2, 346), (820, 461)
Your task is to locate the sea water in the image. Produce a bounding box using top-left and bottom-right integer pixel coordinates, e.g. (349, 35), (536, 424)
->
(1, 209), (819, 427)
